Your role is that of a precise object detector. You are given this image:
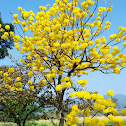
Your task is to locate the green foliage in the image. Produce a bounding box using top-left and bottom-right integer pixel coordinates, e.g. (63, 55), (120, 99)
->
(21, 104), (45, 120)
(0, 17), (14, 59)
(0, 86), (45, 124)
(0, 102), (45, 122)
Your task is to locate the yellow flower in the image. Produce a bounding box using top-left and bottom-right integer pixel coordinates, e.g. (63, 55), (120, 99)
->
(28, 80), (33, 84)
(80, 43), (88, 50)
(5, 25), (10, 30)
(18, 6), (22, 11)
(107, 90), (114, 96)
(85, 117), (91, 125)
(39, 6), (42, 10)
(107, 7), (111, 12)
(120, 108), (126, 115)
(13, 14), (18, 19)
(28, 71), (33, 77)
(0, 28), (4, 32)
(10, 31), (14, 37)
(0, 71), (3, 74)
(42, 7), (46, 11)
(29, 86), (34, 91)
(77, 80), (87, 85)
(106, 21), (111, 25)
(8, 68), (14, 73)
(89, 12), (94, 17)
(55, 84), (61, 91)
(39, 67), (44, 72)
(115, 38), (120, 42)
(94, 91), (98, 94)
(23, 27), (28, 31)
(96, 44), (100, 48)
(22, 22), (27, 27)
(15, 82), (22, 87)
(72, 105), (79, 112)
(79, 21), (84, 25)
(70, 92), (76, 97)
(112, 108), (118, 115)
(46, 4), (50, 6)
(4, 32), (9, 36)
(113, 68), (120, 74)
(5, 84), (10, 89)
(95, 38), (101, 43)
(32, 66), (37, 71)
(65, 82), (71, 87)
(81, 110), (84, 114)
(3, 72), (8, 77)
(107, 114), (115, 121)
(97, 122), (104, 126)
(96, 16), (100, 20)
(16, 77), (21, 81)
(18, 88), (23, 91)
(11, 86), (16, 90)
(123, 42), (126, 47)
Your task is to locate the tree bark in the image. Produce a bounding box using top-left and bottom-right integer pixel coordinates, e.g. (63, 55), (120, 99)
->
(15, 118), (21, 126)
(59, 112), (64, 126)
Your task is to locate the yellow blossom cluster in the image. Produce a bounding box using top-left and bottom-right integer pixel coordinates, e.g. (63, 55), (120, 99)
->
(108, 115), (125, 126)
(66, 105), (79, 126)
(68, 90), (125, 125)
(120, 108), (126, 115)
(107, 90), (114, 96)
(77, 80), (87, 87)
(85, 117), (108, 126)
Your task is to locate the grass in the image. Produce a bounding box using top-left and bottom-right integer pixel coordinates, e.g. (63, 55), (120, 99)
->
(0, 120), (58, 126)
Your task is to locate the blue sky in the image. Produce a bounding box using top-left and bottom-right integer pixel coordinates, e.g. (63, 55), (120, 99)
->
(0, 0), (126, 97)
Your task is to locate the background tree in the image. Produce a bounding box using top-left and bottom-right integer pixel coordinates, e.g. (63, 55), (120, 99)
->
(0, 62), (49, 126)
(0, 12), (14, 59)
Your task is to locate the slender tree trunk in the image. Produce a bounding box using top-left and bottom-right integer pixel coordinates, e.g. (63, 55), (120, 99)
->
(112, 121), (114, 126)
(59, 112), (64, 126)
(58, 88), (66, 126)
(17, 123), (21, 126)
(22, 119), (26, 126)
(15, 118), (21, 126)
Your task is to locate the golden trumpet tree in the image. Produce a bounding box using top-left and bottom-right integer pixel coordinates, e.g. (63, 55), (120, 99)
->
(0, 0), (126, 125)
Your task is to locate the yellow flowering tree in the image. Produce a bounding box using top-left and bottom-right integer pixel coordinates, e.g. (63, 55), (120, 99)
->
(1, 0), (126, 126)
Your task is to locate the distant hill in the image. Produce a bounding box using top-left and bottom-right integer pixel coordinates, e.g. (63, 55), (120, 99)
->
(104, 94), (126, 110)
(43, 94), (126, 112)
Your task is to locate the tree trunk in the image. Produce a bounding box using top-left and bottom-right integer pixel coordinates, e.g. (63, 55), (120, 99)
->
(58, 88), (66, 126)
(15, 118), (21, 126)
(59, 112), (64, 126)
(112, 121), (114, 126)
(22, 119), (26, 126)
(16, 119), (21, 126)
(17, 123), (21, 126)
